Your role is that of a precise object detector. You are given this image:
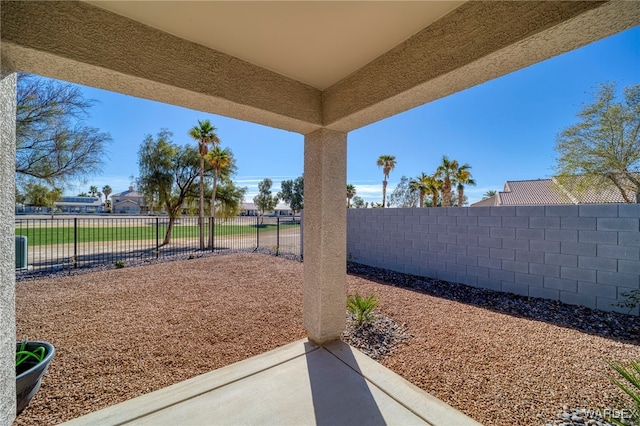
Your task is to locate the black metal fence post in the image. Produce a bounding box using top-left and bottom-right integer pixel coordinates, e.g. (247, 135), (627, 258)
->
(156, 217), (159, 259)
(210, 216), (214, 252)
(256, 215), (259, 250)
(73, 217), (78, 269)
(276, 216), (280, 256)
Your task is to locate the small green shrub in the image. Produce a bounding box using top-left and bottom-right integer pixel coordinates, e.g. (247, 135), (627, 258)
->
(114, 260), (125, 269)
(606, 358), (640, 425)
(614, 289), (640, 315)
(347, 292), (379, 326)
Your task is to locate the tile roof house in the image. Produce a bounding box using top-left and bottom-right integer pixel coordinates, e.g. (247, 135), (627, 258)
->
(111, 187), (147, 214)
(472, 176), (639, 206)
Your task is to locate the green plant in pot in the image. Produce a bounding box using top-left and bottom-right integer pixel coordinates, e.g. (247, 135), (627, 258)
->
(15, 340), (55, 415)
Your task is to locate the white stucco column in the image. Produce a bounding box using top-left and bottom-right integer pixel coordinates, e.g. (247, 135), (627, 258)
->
(0, 66), (17, 423)
(303, 128), (347, 344)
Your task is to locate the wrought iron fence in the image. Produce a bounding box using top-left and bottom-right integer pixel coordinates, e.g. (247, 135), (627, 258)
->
(14, 215), (302, 274)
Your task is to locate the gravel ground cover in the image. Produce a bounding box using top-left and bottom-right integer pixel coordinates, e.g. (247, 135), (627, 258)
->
(15, 253), (640, 425)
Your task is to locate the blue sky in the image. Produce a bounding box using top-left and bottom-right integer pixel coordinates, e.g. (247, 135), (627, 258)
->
(67, 26), (639, 204)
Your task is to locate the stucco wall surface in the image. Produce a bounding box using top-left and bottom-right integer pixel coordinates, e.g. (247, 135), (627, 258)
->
(0, 69), (17, 424)
(347, 205), (640, 315)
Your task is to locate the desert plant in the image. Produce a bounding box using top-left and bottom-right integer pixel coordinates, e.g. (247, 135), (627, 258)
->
(114, 260), (125, 269)
(347, 292), (379, 326)
(16, 341), (45, 372)
(614, 289), (640, 315)
(606, 358), (640, 425)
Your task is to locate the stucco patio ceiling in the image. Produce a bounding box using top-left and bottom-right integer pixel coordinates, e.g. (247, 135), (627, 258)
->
(2, 1), (640, 133)
(86, 1), (465, 91)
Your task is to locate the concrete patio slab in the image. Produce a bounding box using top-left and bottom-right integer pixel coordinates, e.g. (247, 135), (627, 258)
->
(63, 339), (480, 426)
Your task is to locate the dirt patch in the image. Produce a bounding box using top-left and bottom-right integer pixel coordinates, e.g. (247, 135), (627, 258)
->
(15, 253), (640, 425)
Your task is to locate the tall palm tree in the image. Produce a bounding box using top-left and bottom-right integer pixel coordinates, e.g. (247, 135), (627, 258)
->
(102, 185), (112, 212)
(455, 163), (475, 207)
(189, 119), (220, 250)
(346, 184), (356, 208)
(426, 174), (442, 207)
(435, 155), (458, 207)
(376, 155), (396, 208)
(409, 173), (430, 208)
(206, 146), (232, 248)
(88, 185), (98, 197)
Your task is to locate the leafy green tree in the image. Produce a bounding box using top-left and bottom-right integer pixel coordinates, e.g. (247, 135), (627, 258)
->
(77, 192), (89, 197)
(253, 178), (279, 224)
(555, 83), (640, 203)
(15, 187), (26, 206)
(388, 176), (419, 208)
(24, 182), (62, 215)
(15, 73), (111, 185)
(137, 129), (200, 245)
(278, 176), (304, 218)
(214, 177), (247, 219)
(455, 163), (475, 207)
(352, 196), (365, 208)
(346, 184), (356, 208)
(189, 119), (220, 249)
(376, 154), (396, 208)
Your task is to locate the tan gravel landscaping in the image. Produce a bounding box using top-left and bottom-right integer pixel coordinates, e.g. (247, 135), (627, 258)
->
(15, 253), (640, 425)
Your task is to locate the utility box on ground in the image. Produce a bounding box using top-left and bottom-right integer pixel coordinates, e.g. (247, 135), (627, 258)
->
(15, 236), (27, 269)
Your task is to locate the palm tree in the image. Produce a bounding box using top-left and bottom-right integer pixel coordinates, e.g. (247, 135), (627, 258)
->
(205, 146), (232, 248)
(102, 185), (112, 213)
(483, 190), (497, 199)
(89, 185), (98, 197)
(409, 173), (430, 208)
(189, 119), (220, 250)
(435, 155), (458, 207)
(426, 174), (442, 207)
(346, 184), (356, 208)
(376, 155), (396, 208)
(455, 163), (475, 207)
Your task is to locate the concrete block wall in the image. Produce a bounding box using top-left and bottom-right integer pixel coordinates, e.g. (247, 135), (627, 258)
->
(346, 205), (640, 315)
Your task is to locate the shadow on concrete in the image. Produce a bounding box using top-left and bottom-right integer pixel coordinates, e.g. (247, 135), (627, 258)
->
(304, 341), (386, 425)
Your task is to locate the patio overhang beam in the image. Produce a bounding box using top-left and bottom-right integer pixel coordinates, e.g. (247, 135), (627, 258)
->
(3, 2), (640, 136)
(0, 1), (323, 135)
(322, 0), (640, 132)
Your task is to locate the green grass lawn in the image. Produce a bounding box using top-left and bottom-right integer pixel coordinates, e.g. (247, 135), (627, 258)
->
(15, 223), (299, 246)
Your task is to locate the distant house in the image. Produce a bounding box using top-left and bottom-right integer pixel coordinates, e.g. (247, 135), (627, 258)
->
(111, 187), (147, 214)
(18, 195), (102, 214)
(241, 202), (292, 217)
(472, 176), (638, 207)
(55, 196), (102, 213)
